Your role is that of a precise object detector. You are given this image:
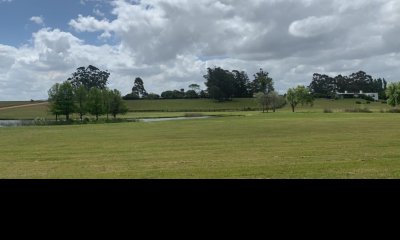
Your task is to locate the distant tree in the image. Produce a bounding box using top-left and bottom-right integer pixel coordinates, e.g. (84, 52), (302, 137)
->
(252, 68), (274, 94)
(286, 86), (314, 113)
(268, 91), (285, 113)
(132, 77), (148, 98)
(123, 93), (140, 100)
(185, 90), (199, 99)
(309, 73), (335, 98)
(145, 93), (161, 100)
(87, 88), (105, 121)
(386, 82), (400, 107)
(74, 85), (87, 121)
(189, 84), (201, 93)
(199, 90), (209, 99)
(204, 67), (235, 101)
(48, 83), (62, 121)
(255, 92), (269, 113)
(232, 70), (252, 98)
(68, 65), (110, 90)
(161, 90), (185, 99)
(48, 82), (75, 121)
(108, 89), (129, 119)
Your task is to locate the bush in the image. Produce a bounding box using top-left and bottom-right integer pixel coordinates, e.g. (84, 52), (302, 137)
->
(366, 101), (371, 104)
(323, 109), (333, 113)
(345, 108), (372, 113)
(387, 109), (400, 113)
(356, 101), (363, 104)
(360, 95), (375, 102)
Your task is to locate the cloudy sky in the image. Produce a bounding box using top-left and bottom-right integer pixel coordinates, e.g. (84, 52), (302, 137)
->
(1, 0), (400, 100)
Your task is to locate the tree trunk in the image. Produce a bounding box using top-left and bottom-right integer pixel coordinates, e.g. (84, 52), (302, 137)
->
(291, 104), (295, 113)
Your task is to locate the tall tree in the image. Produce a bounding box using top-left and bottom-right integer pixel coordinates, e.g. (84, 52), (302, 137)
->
(87, 88), (105, 121)
(309, 73), (335, 97)
(132, 77), (148, 98)
(204, 67), (235, 101)
(286, 86), (314, 113)
(48, 83), (62, 121)
(48, 82), (75, 121)
(68, 65), (110, 90)
(252, 68), (274, 94)
(108, 89), (129, 119)
(189, 84), (201, 93)
(74, 85), (87, 121)
(232, 70), (252, 98)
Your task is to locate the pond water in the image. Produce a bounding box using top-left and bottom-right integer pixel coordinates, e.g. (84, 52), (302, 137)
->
(139, 116), (211, 123)
(0, 120), (34, 127)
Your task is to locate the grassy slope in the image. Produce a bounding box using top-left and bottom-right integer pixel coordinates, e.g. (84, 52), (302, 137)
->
(1, 112), (400, 179)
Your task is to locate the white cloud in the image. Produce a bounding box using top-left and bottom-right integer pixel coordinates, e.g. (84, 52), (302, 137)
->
(30, 16), (45, 26)
(1, 0), (400, 100)
(289, 16), (339, 38)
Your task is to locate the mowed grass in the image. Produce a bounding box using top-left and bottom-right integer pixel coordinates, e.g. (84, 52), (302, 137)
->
(0, 101), (33, 108)
(1, 112), (400, 179)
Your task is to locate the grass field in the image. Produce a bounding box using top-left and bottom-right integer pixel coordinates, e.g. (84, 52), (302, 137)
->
(0, 98), (391, 120)
(1, 112), (400, 178)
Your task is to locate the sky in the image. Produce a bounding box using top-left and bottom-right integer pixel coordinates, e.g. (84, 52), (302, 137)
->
(1, 0), (400, 100)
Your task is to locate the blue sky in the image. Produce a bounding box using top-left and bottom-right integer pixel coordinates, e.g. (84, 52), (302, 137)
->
(0, 0), (113, 46)
(1, 0), (400, 100)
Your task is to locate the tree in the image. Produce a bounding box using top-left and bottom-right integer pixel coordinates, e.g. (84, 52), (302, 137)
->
(48, 82), (75, 121)
(74, 85), (87, 121)
(132, 77), (148, 98)
(87, 88), (105, 121)
(48, 83), (62, 121)
(309, 73), (335, 98)
(68, 65), (110, 90)
(386, 82), (400, 107)
(108, 89), (129, 119)
(286, 86), (314, 113)
(185, 90), (199, 99)
(268, 91), (285, 113)
(255, 92), (269, 113)
(232, 70), (252, 98)
(252, 68), (274, 94)
(204, 67), (235, 101)
(189, 84), (201, 93)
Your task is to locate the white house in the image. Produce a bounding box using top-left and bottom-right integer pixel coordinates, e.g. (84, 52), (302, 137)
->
(336, 90), (379, 101)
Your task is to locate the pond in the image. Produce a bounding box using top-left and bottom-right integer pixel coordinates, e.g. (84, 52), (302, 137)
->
(139, 116), (212, 123)
(0, 120), (34, 127)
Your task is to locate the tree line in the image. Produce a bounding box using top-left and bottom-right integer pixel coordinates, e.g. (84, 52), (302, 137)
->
(48, 65), (128, 121)
(308, 71), (387, 99)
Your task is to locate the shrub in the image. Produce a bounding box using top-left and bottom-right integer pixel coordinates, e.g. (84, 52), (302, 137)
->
(359, 95), (375, 102)
(387, 109), (400, 113)
(366, 101), (371, 104)
(356, 101), (363, 104)
(323, 109), (333, 113)
(345, 108), (372, 113)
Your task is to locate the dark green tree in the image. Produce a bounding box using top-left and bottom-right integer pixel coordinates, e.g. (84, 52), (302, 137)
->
(108, 89), (129, 119)
(87, 88), (105, 121)
(74, 85), (87, 121)
(204, 67), (235, 101)
(232, 70), (252, 98)
(252, 68), (274, 94)
(68, 65), (110, 90)
(48, 82), (75, 121)
(132, 77), (148, 98)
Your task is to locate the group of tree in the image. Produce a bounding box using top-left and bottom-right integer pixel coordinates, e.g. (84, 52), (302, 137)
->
(204, 67), (273, 101)
(308, 71), (387, 99)
(48, 65), (128, 121)
(161, 84), (208, 99)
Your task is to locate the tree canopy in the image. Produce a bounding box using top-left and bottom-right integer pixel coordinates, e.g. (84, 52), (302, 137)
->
(286, 86), (314, 113)
(68, 65), (110, 90)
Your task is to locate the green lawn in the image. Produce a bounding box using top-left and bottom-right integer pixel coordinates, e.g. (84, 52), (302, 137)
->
(1, 112), (400, 179)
